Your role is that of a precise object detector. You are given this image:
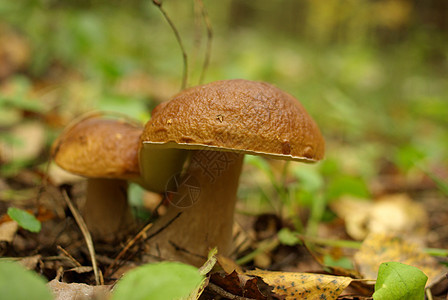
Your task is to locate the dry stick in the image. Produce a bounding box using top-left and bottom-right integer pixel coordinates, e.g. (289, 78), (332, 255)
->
(62, 190), (102, 285)
(57, 245), (82, 267)
(192, 0), (203, 74)
(104, 222), (154, 277)
(143, 212), (182, 242)
(105, 212), (183, 277)
(152, 0), (188, 90)
(168, 241), (206, 260)
(195, 0), (213, 84)
(207, 282), (253, 300)
(425, 288), (434, 300)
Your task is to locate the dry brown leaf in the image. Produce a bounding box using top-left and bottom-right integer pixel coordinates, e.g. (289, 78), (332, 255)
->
(17, 255), (42, 270)
(246, 269), (353, 300)
(330, 196), (371, 240)
(216, 254), (243, 274)
(47, 280), (111, 300)
(0, 220), (18, 242)
(354, 232), (446, 285)
(210, 270), (276, 299)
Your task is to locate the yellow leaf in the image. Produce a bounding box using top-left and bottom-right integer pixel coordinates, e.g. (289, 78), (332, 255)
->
(354, 232), (446, 285)
(246, 269), (352, 300)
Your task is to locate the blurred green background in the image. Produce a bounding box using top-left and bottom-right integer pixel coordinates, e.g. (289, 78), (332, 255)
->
(0, 0), (447, 231)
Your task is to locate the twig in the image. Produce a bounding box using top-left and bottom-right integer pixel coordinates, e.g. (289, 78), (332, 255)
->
(425, 287), (433, 300)
(62, 189), (102, 285)
(207, 282), (254, 300)
(105, 222), (154, 277)
(152, 0), (188, 90)
(143, 212), (182, 242)
(169, 241), (206, 259)
(195, 0), (213, 84)
(106, 212), (182, 277)
(57, 245), (82, 267)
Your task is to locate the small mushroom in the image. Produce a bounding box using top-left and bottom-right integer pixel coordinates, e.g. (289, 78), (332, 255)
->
(52, 115), (142, 241)
(139, 79), (325, 266)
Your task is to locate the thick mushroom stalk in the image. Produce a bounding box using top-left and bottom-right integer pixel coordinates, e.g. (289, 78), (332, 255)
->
(83, 178), (130, 239)
(144, 150), (244, 266)
(140, 79), (326, 266)
(52, 115), (142, 241)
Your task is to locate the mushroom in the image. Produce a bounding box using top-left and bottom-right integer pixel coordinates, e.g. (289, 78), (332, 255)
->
(52, 115), (142, 241)
(139, 79), (325, 266)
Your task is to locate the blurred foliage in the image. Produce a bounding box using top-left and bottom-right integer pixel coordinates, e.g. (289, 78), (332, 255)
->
(0, 0), (447, 230)
(7, 207), (41, 232)
(0, 261), (53, 300)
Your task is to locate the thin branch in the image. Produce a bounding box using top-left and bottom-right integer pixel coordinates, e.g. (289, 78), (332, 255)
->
(195, 0), (213, 84)
(105, 222), (154, 277)
(144, 212), (182, 242)
(168, 241), (206, 259)
(57, 245), (82, 268)
(152, 0), (188, 90)
(207, 282), (253, 300)
(62, 189), (102, 285)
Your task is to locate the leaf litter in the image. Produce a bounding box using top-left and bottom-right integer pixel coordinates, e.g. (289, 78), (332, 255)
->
(1, 6), (448, 300)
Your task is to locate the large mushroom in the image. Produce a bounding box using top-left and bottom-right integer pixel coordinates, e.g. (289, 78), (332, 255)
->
(139, 79), (325, 266)
(52, 115), (142, 241)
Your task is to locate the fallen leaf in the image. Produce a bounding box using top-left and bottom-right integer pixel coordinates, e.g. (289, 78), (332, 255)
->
(331, 194), (428, 243)
(330, 196), (371, 240)
(354, 232), (445, 285)
(368, 194), (428, 244)
(210, 270), (275, 299)
(47, 280), (111, 300)
(18, 255), (41, 270)
(216, 254), (243, 275)
(246, 269), (353, 300)
(0, 220), (18, 242)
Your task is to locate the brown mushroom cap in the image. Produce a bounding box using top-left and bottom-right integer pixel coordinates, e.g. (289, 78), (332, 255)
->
(141, 79), (325, 162)
(52, 116), (142, 179)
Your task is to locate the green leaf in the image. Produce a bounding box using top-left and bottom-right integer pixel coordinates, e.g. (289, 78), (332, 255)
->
(326, 175), (370, 200)
(373, 262), (427, 300)
(112, 262), (204, 300)
(277, 228), (301, 246)
(0, 261), (53, 300)
(292, 165), (323, 192)
(7, 207), (41, 233)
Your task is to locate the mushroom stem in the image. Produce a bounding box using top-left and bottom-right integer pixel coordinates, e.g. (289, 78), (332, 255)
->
(83, 178), (134, 241)
(144, 150), (244, 266)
